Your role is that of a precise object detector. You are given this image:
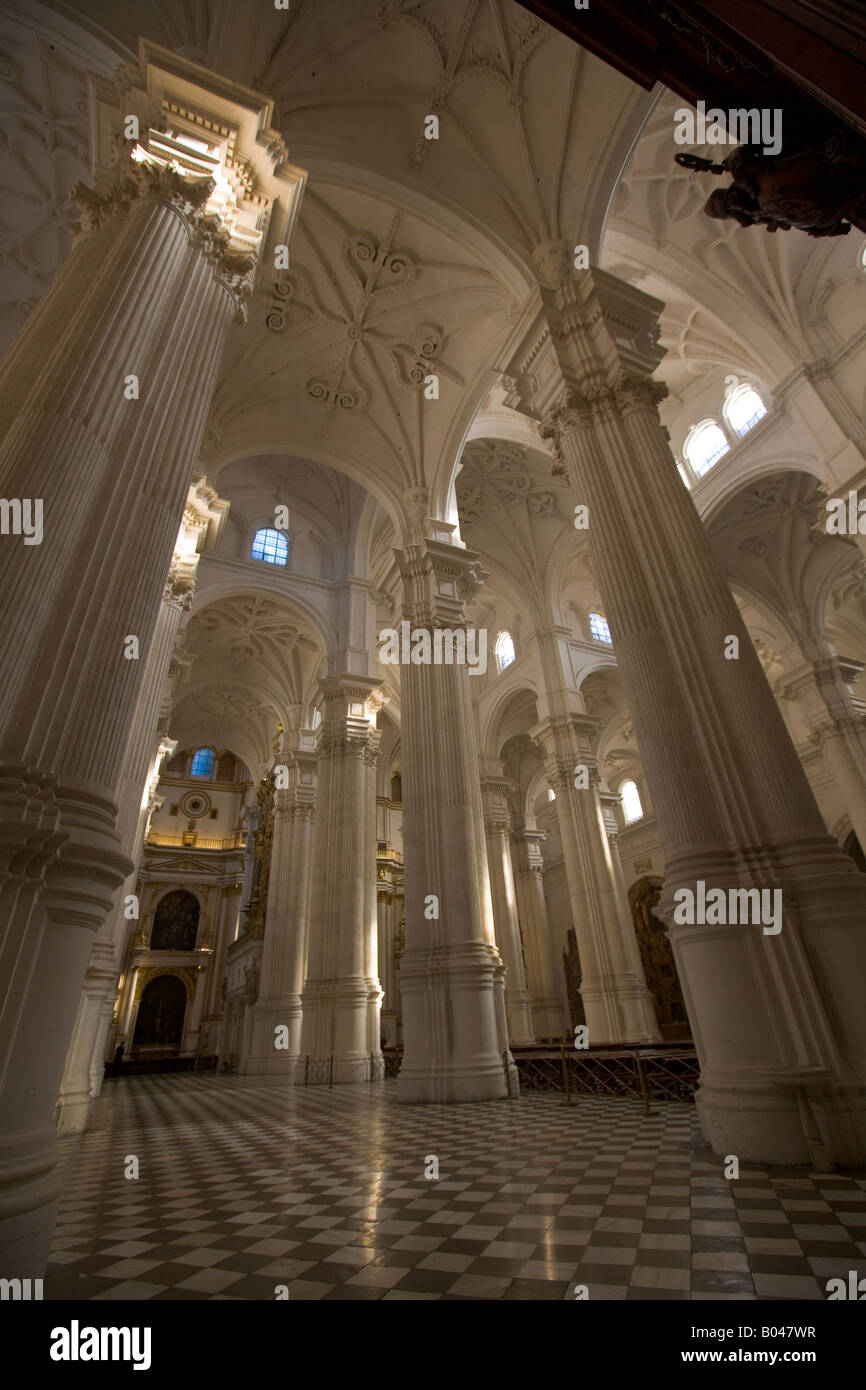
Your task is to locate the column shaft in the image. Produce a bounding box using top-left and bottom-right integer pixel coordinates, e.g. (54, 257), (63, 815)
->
(481, 778), (534, 1044)
(248, 743), (316, 1077)
(511, 830), (566, 1041)
(0, 166), (242, 1274)
(395, 540), (510, 1102)
(299, 681), (382, 1083)
(534, 267), (866, 1162)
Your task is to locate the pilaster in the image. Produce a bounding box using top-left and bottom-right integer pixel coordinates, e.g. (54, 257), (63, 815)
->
(299, 679), (383, 1083)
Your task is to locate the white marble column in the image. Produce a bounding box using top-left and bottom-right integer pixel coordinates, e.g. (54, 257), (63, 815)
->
(395, 539), (511, 1102)
(524, 264), (866, 1164)
(511, 829), (566, 1040)
(248, 734), (317, 1077)
(56, 574), (191, 1133)
(480, 771), (535, 1044)
(533, 707), (659, 1045)
(299, 680), (383, 1083)
(0, 161), (249, 1274)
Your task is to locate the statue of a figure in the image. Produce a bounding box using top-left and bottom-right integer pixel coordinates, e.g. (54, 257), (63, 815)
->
(677, 127), (866, 238)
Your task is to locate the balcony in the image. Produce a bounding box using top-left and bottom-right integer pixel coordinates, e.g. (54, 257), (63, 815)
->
(145, 831), (246, 851)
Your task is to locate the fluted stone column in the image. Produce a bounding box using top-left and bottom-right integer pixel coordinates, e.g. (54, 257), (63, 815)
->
(511, 829), (566, 1040)
(782, 649), (866, 852)
(395, 539), (511, 1102)
(0, 161), (252, 1274)
(248, 734), (317, 1077)
(377, 883), (402, 1047)
(533, 710), (659, 1044)
(526, 265), (866, 1163)
(299, 680), (383, 1083)
(56, 571), (191, 1133)
(200, 883), (242, 1058)
(480, 771), (534, 1044)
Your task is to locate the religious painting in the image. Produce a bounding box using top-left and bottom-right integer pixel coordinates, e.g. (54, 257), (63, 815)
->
(150, 889), (200, 952)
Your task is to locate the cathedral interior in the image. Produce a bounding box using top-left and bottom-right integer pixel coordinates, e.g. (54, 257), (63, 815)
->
(1, 0), (866, 1315)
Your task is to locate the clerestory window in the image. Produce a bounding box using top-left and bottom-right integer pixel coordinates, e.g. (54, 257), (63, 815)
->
(251, 527), (289, 566)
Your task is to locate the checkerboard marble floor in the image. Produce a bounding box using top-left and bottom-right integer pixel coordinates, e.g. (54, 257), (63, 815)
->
(45, 1075), (866, 1300)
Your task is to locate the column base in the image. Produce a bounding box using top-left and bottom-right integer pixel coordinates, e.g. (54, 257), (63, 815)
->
(697, 1075), (866, 1167)
(531, 999), (567, 1042)
(295, 1052), (380, 1085)
(397, 941), (511, 1103)
(244, 996), (302, 1077)
(506, 988), (536, 1046)
(581, 977), (661, 1046)
(397, 1057), (510, 1103)
(54, 1090), (92, 1137)
(0, 1128), (59, 1278)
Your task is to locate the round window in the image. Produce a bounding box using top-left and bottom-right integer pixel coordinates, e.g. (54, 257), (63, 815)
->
(181, 791), (211, 820)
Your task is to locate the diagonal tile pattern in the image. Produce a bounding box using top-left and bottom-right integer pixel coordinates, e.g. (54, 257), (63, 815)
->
(45, 1075), (866, 1301)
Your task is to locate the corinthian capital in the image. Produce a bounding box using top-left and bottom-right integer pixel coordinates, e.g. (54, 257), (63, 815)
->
(71, 158), (215, 238)
(542, 374), (669, 450)
(163, 562), (196, 611)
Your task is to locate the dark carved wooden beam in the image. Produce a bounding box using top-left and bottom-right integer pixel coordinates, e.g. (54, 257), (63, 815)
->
(519, 0), (866, 238)
(518, 0), (865, 135)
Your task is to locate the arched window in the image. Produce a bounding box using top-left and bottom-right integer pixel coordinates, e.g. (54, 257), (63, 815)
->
(251, 527), (289, 566)
(589, 611), (612, 644)
(547, 787), (556, 802)
(620, 779), (643, 824)
(683, 419), (729, 479)
(496, 631), (516, 670)
(190, 747), (214, 778)
(723, 382), (767, 438)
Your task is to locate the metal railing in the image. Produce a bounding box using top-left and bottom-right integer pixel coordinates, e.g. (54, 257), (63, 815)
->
(510, 1043), (699, 1108)
(145, 831), (246, 851)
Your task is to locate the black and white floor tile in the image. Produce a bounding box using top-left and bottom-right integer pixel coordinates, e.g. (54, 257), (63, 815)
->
(44, 1075), (866, 1301)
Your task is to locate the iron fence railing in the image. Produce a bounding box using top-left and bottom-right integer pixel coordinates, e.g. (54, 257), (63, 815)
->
(510, 1043), (699, 1108)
